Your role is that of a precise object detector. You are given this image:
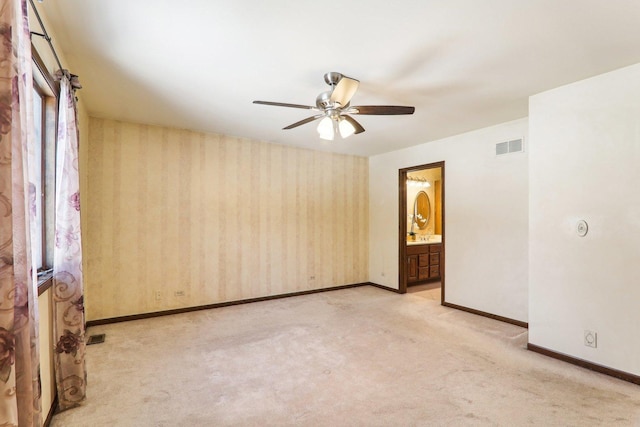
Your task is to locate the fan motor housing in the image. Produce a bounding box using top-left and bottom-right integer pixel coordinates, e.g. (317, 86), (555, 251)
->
(316, 91), (333, 109)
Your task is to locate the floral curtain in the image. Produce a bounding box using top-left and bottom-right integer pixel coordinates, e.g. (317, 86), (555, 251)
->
(52, 71), (86, 411)
(0, 0), (42, 426)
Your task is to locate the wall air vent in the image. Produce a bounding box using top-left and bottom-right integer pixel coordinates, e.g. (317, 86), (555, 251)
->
(496, 138), (524, 156)
(87, 334), (106, 345)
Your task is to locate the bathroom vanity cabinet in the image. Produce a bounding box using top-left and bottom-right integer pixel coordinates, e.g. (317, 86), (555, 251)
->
(407, 243), (441, 284)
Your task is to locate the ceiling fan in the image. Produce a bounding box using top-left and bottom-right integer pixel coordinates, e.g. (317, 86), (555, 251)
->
(253, 72), (415, 140)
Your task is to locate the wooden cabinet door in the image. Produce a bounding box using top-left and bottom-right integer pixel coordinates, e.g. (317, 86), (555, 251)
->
(407, 254), (418, 282)
(429, 265), (440, 278)
(428, 252), (440, 279)
(419, 254), (429, 267)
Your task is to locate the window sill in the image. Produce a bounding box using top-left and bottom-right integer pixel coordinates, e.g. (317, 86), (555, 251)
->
(38, 272), (53, 296)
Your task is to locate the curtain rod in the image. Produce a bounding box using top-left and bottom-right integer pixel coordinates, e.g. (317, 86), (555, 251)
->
(28, 0), (64, 73)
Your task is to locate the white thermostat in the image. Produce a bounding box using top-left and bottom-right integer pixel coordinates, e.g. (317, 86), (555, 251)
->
(577, 220), (588, 237)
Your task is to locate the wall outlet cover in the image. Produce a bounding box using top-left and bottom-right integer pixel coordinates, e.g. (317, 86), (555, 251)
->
(584, 330), (597, 348)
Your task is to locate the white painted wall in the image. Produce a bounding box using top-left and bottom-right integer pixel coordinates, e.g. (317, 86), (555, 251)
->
(369, 118), (529, 322)
(529, 63), (640, 375)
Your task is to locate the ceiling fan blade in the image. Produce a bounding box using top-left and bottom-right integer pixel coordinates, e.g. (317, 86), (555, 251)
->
(253, 100), (317, 110)
(350, 105), (415, 115)
(330, 76), (360, 107)
(283, 114), (325, 130)
(342, 115), (365, 134)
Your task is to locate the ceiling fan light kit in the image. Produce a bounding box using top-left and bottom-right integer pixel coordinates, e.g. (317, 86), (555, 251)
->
(317, 116), (357, 141)
(338, 117), (356, 138)
(254, 72), (415, 140)
(317, 116), (334, 140)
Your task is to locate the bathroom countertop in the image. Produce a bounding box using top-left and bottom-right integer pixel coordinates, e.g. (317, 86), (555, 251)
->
(407, 236), (442, 245)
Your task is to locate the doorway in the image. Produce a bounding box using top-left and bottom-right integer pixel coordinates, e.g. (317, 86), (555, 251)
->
(398, 162), (445, 302)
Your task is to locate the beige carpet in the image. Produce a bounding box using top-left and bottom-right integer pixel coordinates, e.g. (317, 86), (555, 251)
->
(407, 282), (441, 301)
(51, 286), (640, 426)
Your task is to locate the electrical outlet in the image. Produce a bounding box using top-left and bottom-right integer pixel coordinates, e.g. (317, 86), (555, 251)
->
(154, 291), (161, 301)
(584, 330), (597, 348)
(174, 290), (185, 297)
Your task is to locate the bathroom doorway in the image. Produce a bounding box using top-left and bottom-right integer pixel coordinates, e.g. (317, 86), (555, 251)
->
(398, 162), (445, 302)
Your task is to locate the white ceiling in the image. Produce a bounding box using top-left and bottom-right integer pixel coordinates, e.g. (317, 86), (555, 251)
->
(37, 0), (640, 157)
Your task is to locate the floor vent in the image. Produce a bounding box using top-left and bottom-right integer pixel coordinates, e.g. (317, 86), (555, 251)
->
(496, 138), (524, 156)
(87, 334), (106, 345)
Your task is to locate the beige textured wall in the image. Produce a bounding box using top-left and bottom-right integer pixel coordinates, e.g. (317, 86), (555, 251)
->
(84, 118), (369, 321)
(37, 290), (54, 422)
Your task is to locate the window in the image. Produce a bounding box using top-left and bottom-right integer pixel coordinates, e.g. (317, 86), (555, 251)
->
(32, 48), (58, 287)
(32, 85), (45, 271)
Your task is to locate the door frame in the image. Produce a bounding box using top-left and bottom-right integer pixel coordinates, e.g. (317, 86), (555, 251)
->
(398, 161), (445, 302)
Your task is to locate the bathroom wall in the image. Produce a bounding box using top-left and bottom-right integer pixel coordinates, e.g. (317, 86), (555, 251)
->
(406, 168), (441, 237)
(529, 62), (640, 375)
(84, 118), (369, 321)
(370, 118), (529, 322)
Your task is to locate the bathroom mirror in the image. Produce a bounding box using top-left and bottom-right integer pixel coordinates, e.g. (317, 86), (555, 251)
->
(413, 191), (431, 230)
